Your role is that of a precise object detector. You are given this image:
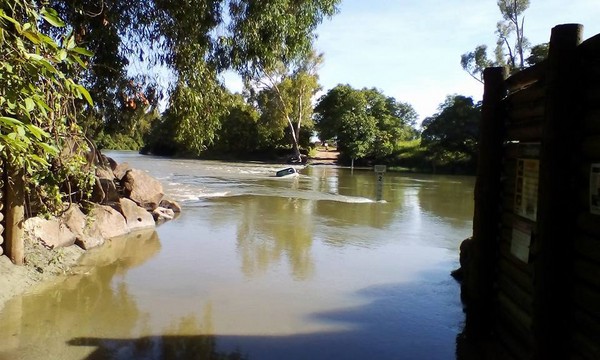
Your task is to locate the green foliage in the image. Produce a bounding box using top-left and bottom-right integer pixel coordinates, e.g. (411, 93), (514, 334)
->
(460, 45), (494, 83)
(421, 95), (481, 173)
(225, 0), (339, 76)
(526, 43), (549, 66)
(249, 52), (322, 157)
(1, 0), (96, 214)
(212, 94), (261, 154)
(314, 85), (418, 163)
(49, 0), (340, 156)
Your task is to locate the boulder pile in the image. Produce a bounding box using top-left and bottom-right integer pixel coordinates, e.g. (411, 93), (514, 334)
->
(23, 153), (180, 251)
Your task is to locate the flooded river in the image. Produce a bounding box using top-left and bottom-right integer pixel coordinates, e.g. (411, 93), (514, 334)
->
(0, 151), (475, 359)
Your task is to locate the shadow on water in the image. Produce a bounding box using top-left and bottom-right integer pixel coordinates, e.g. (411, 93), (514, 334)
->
(67, 266), (466, 360)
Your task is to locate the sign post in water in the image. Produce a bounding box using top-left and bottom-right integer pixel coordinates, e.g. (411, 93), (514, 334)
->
(374, 165), (386, 201)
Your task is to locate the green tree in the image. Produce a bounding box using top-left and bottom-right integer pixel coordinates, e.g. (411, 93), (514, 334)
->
(43, 0), (340, 155)
(314, 85), (418, 163)
(43, 0), (156, 143)
(496, 0), (530, 69)
(1, 0), (95, 213)
(420, 95), (481, 172)
(460, 45), (494, 83)
(461, 0), (547, 81)
(212, 94), (261, 155)
(249, 52), (322, 159)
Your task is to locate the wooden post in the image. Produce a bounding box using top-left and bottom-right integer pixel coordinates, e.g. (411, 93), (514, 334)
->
(0, 157), (5, 256)
(533, 23), (583, 359)
(466, 66), (507, 337)
(5, 162), (25, 265)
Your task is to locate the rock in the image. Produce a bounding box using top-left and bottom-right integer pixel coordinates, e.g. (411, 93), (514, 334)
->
(114, 198), (155, 232)
(113, 162), (132, 181)
(159, 198), (182, 213)
(61, 205), (104, 250)
(89, 204), (130, 239)
(24, 216), (77, 249)
(95, 165), (114, 181)
(121, 169), (164, 211)
(152, 207), (175, 222)
(91, 178), (120, 204)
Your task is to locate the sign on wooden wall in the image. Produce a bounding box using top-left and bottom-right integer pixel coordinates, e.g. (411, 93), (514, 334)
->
(514, 158), (539, 222)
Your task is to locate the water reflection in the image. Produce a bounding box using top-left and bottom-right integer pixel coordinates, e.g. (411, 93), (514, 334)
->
(0, 152), (477, 359)
(69, 311), (247, 360)
(0, 230), (160, 359)
(235, 196), (315, 280)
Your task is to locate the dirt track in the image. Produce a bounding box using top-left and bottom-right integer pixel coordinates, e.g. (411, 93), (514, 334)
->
(309, 149), (339, 164)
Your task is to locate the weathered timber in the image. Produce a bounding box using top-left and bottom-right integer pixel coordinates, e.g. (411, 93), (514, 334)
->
(581, 135), (600, 158)
(498, 256), (534, 292)
(468, 23), (600, 359)
(571, 330), (600, 360)
(465, 67), (508, 337)
(505, 61), (547, 93)
(506, 123), (544, 142)
(505, 84), (546, 107)
(5, 163), (24, 265)
(584, 87), (600, 104)
(494, 316), (532, 360)
(497, 290), (534, 339)
(532, 23), (584, 359)
(577, 213), (600, 237)
(578, 33), (600, 58)
(572, 284), (600, 319)
(507, 103), (545, 123)
(583, 110), (600, 133)
(573, 257), (600, 288)
(497, 273), (534, 313)
(572, 308), (600, 351)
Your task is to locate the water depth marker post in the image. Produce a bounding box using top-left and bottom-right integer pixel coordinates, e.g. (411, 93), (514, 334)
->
(374, 165), (386, 201)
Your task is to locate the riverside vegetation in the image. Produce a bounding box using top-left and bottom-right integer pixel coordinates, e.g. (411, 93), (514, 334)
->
(0, 0), (548, 303)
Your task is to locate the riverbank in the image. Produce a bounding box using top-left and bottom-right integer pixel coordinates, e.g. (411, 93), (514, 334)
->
(308, 148), (339, 165)
(0, 237), (84, 312)
(0, 149), (335, 313)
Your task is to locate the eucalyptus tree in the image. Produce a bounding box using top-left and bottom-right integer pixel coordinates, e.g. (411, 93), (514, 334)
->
(42, 0), (340, 155)
(461, 0), (546, 82)
(314, 85), (418, 163)
(495, 0), (530, 69)
(249, 51), (322, 158)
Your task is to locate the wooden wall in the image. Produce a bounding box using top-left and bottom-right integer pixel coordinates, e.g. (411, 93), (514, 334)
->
(570, 32), (600, 360)
(467, 24), (600, 360)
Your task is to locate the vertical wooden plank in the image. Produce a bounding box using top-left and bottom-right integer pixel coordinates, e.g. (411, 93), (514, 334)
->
(5, 161), (25, 265)
(465, 66), (508, 337)
(533, 23), (584, 359)
(0, 156), (5, 256)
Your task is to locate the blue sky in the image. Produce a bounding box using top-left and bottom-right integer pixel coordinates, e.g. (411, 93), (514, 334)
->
(310, 0), (600, 124)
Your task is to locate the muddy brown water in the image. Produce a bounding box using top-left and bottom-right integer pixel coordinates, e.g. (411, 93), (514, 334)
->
(0, 151), (475, 359)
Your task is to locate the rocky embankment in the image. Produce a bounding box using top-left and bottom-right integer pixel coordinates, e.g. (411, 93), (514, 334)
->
(23, 153), (180, 250)
(0, 152), (180, 310)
